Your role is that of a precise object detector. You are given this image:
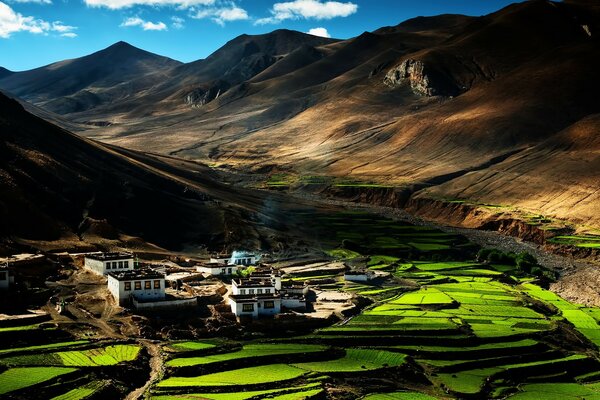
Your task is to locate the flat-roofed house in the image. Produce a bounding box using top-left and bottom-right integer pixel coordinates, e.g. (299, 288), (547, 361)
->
(85, 252), (134, 275)
(210, 251), (259, 266)
(228, 269), (306, 318)
(107, 268), (165, 306)
(196, 262), (240, 276)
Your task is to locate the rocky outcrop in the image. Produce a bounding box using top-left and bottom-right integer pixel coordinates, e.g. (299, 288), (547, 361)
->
(384, 59), (434, 96)
(383, 55), (483, 97)
(184, 81), (229, 108)
(384, 58), (466, 97)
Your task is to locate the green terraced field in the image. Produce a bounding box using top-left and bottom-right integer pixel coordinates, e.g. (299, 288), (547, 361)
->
(362, 392), (438, 400)
(0, 367), (77, 395)
(0, 344), (141, 367)
(389, 288), (455, 305)
(157, 364), (307, 387)
(51, 381), (107, 400)
(293, 349), (406, 373)
(0, 340), (89, 356)
(152, 383), (323, 400)
(145, 211), (600, 399)
(166, 344), (327, 367)
(508, 382), (600, 399)
(168, 342), (216, 352)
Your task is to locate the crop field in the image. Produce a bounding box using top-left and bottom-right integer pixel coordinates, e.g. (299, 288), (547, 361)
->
(168, 341), (217, 352)
(157, 364), (308, 388)
(362, 393), (437, 400)
(548, 235), (600, 248)
(293, 349), (406, 373)
(51, 380), (107, 400)
(152, 382), (324, 400)
(0, 338), (142, 398)
(0, 366), (77, 395)
(0, 340), (89, 355)
(166, 344), (327, 367)
(0, 344), (141, 367)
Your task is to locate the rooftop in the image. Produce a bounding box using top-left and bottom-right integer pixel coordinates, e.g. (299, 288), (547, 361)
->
(229, 293), (281, 302)
(86, 252), (133, 261)
(233, 278), (275, 288)
(108, 268), (164, 281)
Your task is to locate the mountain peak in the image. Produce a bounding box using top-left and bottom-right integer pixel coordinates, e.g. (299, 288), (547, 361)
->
(0, 67), (13, 79)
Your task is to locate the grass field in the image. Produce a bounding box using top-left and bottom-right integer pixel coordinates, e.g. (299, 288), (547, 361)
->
(293, 349), (406, 373)
(168, 342), (216, 352)
(0, 340), (89, 356)
(51, 381), (107, 400)
(166, 344), (327, 367)
(157, 364), (307, 388)
(0, 344), (141, 367)
(152, 383), (323, 400)
(0, 367), (77, 395)
(138, 211), (600, 398)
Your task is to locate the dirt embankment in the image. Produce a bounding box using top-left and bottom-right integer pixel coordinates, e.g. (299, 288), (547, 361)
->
(314, 185), (600, 262)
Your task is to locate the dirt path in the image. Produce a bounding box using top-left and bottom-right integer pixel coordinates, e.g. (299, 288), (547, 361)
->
(125, 340), (163, 400)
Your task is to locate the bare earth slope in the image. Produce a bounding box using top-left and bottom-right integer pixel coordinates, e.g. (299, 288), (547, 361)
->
(3, 1), (600, 230)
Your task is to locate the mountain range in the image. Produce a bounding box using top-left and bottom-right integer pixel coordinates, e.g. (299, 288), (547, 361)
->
(1, 0), (600, 249)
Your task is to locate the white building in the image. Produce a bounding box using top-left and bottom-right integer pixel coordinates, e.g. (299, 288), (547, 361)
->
(85, 252), (134, 275)
(197, 262), (240, 277)
(228, 269), (306, 318)
(107, 268), (165, 306)
(210, 251), (259, 266)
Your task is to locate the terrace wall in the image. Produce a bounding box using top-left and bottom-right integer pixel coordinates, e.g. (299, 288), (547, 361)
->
(132, 297), (197, 311)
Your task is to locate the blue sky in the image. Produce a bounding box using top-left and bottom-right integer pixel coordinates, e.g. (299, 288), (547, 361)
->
(0, 0), (523, 71)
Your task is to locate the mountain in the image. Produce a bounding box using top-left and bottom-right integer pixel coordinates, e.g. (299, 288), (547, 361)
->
(4, 0), (600, 230)
(0, 67), (12, 80)
(0, 41), (181, 115)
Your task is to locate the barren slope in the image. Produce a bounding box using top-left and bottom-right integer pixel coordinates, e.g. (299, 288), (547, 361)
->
(4, 1), (600, 230)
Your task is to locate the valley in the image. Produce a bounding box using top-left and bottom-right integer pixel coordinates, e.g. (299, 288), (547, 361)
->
(2, 0), (600, 398)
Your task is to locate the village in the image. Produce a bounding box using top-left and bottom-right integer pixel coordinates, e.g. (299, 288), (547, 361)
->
(0, 248), (386, 336)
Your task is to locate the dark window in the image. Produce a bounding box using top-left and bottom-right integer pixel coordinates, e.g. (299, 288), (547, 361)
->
(124, 282), (131, 291)
(134, 281), (141, 290)
(257, 289), (263, 294)
(124, 261), (129, 268)
(265, 289), (271, 293)
(112, 262), (118, 269)
(145, 281), (151, 289)
(228, 268), (232, 274)
(221, 269), (226, 274)
(106, 263), (111, 270)
(118, 261), (124, 268)
(264, 301), (275, 309)
(154, 280), (161, 289)
(249, 289), (255, 294)
(242, 303), (254, 312)
(0, 272), (6, 281)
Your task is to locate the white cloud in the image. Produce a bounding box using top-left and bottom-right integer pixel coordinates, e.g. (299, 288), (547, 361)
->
(61, 32), (77, 38)
(171, 15), (184, 29)
(307, 27), (329, 38)
(84, 0), (214, 9)
(0, 2), (77, 38)
(121, 16), (168, 31)
(51, 21), (76, 33)
(191, 5), (248, 26)
(256, 0), (357, 25)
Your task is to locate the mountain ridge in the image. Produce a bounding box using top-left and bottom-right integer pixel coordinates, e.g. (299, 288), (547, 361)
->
(2, 0), (600, 230)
